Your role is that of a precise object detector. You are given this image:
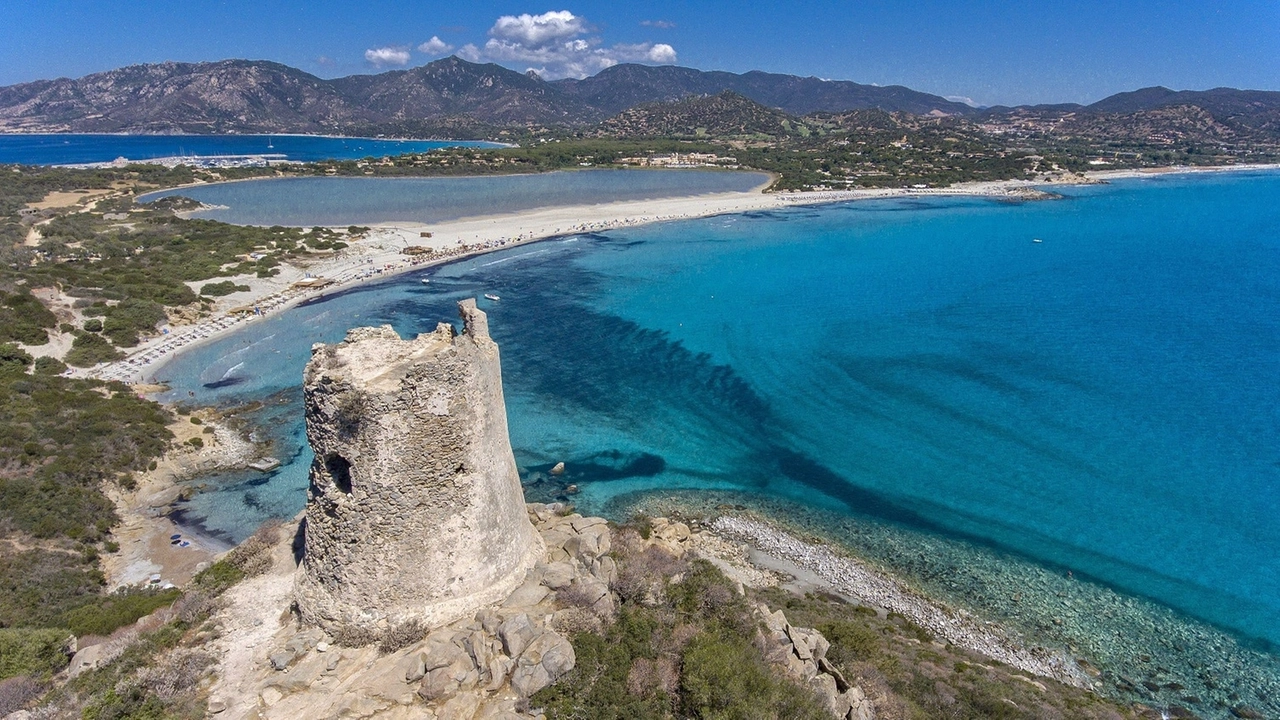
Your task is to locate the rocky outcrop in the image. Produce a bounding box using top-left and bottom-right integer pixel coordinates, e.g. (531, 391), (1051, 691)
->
(757, 605), (876, 720)
(295, 300), (543, 639)
(209, 504), (617, 719)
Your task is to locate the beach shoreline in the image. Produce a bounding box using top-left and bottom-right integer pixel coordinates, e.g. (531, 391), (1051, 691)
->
(83, 176), (1073, 385)
(101, 411), (252, 590)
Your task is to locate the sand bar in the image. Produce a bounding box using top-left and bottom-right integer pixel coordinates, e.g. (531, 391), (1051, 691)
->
(79, 178), (1064, 384)
(78, 164), (1280, 384)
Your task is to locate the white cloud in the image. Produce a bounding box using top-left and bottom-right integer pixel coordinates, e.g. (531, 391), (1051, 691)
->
(418, 36), (454, 56)
(491, 10), (586, 46)
(945, 95), (980, 108)
(458, 10), (678, 80)
(365, 46), (410, 67)
(640, 20), (676, 29)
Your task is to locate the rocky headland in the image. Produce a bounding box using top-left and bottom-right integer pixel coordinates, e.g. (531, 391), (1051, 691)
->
(203, 301), (871, 718)
(25, 300), (1145, 720)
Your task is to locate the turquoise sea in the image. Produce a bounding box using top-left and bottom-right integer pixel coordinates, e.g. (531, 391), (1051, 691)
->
(150, 171), (1280, 715)
(0, 133), (498, 165)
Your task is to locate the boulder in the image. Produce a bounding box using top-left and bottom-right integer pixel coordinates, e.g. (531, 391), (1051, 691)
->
(476, 607), (502, 634)
(269, 649), (297, 671)
(510, 631), (575, 698)
(846, 686), (875, 720)
(497, 614), (536, 658)
(503, 578), (551, 608)
(485, 655), (515, 692)
(539, 562), (577, 590)
(810, 673), (846, 718)
(404, 652), (428, 683)
(68, 643), (110, 678)
(591, 556), (618, 586)
(419, 668), (460, 702)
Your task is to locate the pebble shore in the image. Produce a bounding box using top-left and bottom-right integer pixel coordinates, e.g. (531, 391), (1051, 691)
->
(711, 515), (1094, 689)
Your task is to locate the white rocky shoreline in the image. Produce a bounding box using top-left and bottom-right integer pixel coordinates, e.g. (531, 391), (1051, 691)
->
(708, 515), (1095, 690)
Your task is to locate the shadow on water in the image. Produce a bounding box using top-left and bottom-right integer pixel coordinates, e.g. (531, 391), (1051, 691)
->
(523, 451), (666, 503)
(403, 236), (993, 544)
(770, 449), (945, 531)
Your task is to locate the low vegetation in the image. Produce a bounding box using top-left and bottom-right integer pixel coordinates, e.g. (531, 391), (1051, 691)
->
(755, 589), (1135, 720)
(536, 520), (1137, 720)
(535, 527), (831, 719)
(0, 368), (171, 539)
(3, 522), (281, 718)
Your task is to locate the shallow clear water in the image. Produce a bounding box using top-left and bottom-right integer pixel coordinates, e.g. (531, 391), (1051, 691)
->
(0, 133), (498, 165)
(151, 172), (1280, 714)
(139, 170), (770, 226)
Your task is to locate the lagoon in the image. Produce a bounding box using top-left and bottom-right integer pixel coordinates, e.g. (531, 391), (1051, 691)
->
(151, 171), (1280, 712)
(140, 169), (771, 226)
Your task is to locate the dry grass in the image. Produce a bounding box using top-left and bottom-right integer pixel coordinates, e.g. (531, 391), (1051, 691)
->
(378, 619), (427, 654)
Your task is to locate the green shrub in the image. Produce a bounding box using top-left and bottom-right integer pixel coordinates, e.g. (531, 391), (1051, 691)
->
(198, 280), (250, 297)
(82, 318), (103, 333)
(185, 437), (203, 449)
(0, 548), (105, 629)
(82, 684), (167, 720)
(101, 298), (166, 348)
(190, 561), (244, 596)
(65, 333), (122, 367)
(0, 343), (33, 373)
(537, 554), (827, 720)
(680, 627), (828, 720)
(58, 588), (182, 638)
(0, 372), (171, 539)
(32, 355), (67, 375)
(816, 619), (881, 665)
(0, 628), (71, 680)
(0, 290), (55, 346)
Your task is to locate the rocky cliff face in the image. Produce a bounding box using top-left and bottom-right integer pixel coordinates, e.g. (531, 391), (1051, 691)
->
(295, 300), (543, 639)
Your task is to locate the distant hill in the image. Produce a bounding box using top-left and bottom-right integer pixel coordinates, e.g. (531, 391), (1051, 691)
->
(554, 64), (975, 117)
(2, 57), (1277, 148)
(0, 56), (976, 135)
(973, 86), (1280, 146)
(1085, 86), (1280, 116)
(598, 91), (799, 138)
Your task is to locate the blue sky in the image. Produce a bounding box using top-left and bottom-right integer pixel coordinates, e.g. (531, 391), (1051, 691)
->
(3, 1), (1277, 106)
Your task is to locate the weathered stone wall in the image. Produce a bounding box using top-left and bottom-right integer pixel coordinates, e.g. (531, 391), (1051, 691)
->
(295, 299), (543, 637)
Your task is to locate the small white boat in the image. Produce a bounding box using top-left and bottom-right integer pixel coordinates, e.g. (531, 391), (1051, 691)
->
(484, 293), (501, 301)
(420, 278), (430, 284)
(1033, 238), (1043, 243)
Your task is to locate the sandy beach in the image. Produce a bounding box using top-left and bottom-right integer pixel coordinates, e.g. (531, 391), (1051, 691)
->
(101, 411), (253, 590)
(81, 177), (1063, 385)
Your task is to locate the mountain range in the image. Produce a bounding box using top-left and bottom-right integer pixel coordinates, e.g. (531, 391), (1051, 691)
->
(0, 56), (1278, 138)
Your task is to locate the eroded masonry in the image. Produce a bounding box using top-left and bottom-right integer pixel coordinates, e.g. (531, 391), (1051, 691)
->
(295, 299), (544, 637)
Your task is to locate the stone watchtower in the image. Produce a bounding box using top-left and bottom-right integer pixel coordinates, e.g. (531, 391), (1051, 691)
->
(295, 300), (543, 638)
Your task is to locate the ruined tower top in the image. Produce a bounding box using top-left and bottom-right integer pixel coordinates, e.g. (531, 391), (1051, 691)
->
(295, 299), (543, 637)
